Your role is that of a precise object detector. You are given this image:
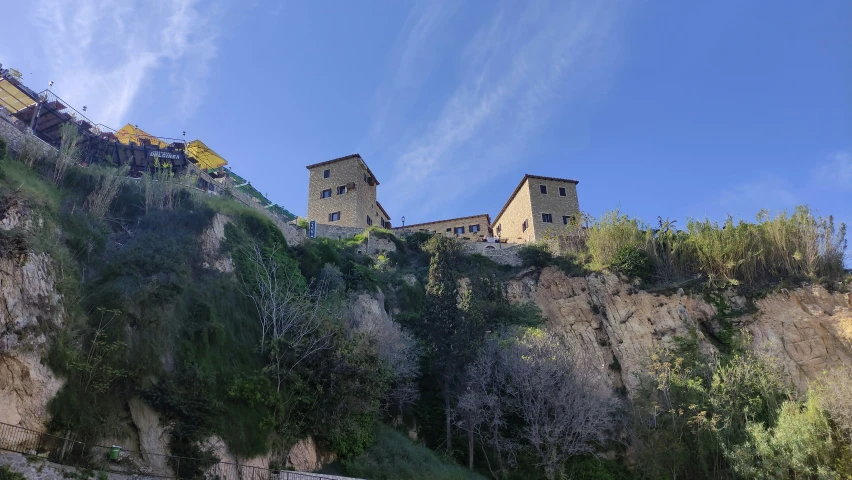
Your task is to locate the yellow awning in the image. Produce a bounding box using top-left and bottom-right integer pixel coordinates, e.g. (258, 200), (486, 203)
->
(0, 78), (37, 113)
(113, 124), (227, 170)
(115, 124), (169, 148)
(186, 139), (227, 170)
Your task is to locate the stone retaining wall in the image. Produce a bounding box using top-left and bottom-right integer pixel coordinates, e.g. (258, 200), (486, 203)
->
(0, 108), (54, 159)
(313, 223), (364, 240)
(462, 241), (522, 266)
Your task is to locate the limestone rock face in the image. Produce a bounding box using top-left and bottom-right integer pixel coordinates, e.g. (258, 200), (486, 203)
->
(506, 267), (852, 394)
(506, 268), (718, 392)
(0, 202), (64, 430)
(0, 351), (62, 431)
(746, 286), (852, 391)
(199, 213), (234, 273)
(128, 397), (173, 478)
(286, 436), (336, 472)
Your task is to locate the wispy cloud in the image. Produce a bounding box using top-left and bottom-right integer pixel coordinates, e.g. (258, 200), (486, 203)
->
(31, 0), (222, 127)
(368, 0), (458, 139)
(375, 1), (625, 220)
(718, 176), (800, 214)
(812, 151), (852, 190)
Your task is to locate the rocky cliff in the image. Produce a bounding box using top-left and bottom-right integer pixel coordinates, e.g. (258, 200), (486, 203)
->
(1, 197), (849, 471)
(0, 198), (63, 431)
(506, 267), (852, 394)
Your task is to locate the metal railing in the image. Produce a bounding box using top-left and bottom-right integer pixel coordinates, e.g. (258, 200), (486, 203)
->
(0, 421), (356, 480)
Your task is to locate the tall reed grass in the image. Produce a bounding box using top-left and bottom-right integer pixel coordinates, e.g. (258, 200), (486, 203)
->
(582, 206), (846, 285)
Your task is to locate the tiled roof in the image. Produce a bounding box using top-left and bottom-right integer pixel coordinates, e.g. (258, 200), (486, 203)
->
(393, 213), (491, 230)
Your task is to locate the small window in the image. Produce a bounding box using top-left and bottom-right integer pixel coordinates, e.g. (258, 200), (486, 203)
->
(446, 228), (452, 232)
(470, 224), (480, 233)
(329, 211), (340, 222)
(559, 187), (567, 196)
(539, 184), (547, 194)
(496, 224), (502, 236)
(542, 213), (553, 223)
(320, 189), (332, 198)
(563, 215), (574, 225)
(323, 169), (330, 178)
(364, 173), (368, 183)
(522, 219), (529, 232)
(367, 216), (373, 226)
(380, 218), (386, 227)
(337, 185), (346, 195)
(454, 227), (465, 235)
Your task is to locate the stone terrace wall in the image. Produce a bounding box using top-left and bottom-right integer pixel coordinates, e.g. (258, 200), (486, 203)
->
(313, 223), (364, 240)
(463, 241), (522, 266)
(0, 108), (54, 159)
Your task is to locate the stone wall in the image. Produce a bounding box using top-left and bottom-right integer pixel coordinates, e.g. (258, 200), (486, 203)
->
(361, 236), (397, 257)
(493, 178), (534, 244)
(462, 241), (522, 266)
(306, 156), (388, 229)
(309, 224), (397, 257)
(313, 223), (364, 240)
(527, 178), (580, 240)
(0, 108), (54, 159)
(492, 176), (580, 244)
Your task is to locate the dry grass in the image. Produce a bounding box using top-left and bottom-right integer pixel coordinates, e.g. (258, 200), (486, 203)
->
(85, 164), (130, 218)
(569, 206), (846, 286)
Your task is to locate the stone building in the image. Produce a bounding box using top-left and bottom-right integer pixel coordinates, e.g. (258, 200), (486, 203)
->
(305, 154), (391, 229)
(491, 174), (580, 243)
(393, 214), (492, 241)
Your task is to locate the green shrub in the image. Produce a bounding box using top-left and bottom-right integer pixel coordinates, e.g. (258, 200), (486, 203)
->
(728, 396), (839, 479)
(341, 426), (485, 480)
(518, 243), (554, 268)
(587, 210), (645, 269)
(0, 465), (26, 480)
(405, 231), (433, 251)
(611, 245), (653, 281)
(563, 456), (632, 480)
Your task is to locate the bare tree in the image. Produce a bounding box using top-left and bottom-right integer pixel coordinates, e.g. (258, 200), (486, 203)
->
(505, 331), (615, 479)
(460, 329), (616, 480)
(240, 242), (332, 391)
(457, 339), (517, 479)
(346, 292), (421, 412)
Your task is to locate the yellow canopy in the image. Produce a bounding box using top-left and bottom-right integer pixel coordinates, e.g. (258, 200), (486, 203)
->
(114, 124), (228, 170)
(115, 124), (169, 148)
(0, 78), (37, 113)
(186, 139), (228, 170)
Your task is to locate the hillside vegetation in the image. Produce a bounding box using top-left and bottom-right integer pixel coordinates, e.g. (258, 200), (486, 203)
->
(1, 129), (851, 480)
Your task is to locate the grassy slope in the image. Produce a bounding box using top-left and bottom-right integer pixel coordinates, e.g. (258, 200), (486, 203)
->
(337, 426), (485, 480)
(0, 154), (478, 479)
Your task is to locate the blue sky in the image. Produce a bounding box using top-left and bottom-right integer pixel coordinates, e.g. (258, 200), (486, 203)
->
(2, 0), (850, 250)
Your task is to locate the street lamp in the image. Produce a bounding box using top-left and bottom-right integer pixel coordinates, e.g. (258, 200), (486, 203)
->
(401, 216), (405, 228)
